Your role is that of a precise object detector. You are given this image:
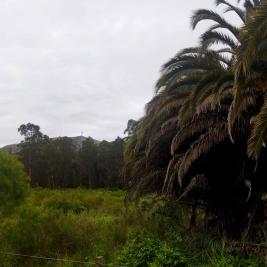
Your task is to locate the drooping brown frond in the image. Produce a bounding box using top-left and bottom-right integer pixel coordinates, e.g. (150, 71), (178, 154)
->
(171, 105), (228, 155)
(126, 168), (166, 202)
(228, 88), (264, 143)
(248, 97), (267, 159)
(162, 155), (182, 194)
(123, 156), (147, 181)
(178, 95), (194, 122)
(142, 92), (188, 140)
(196, 92), (216, 110)
(161, 117), (179, 135)
(178, 122), (228, 183)
(146, 119), (177, 169)
(214, 85), (233, 105)
(178, 174), (209, 201)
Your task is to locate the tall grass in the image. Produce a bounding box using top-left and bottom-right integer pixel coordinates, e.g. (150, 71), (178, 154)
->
(0, 189), (131, 266)
(0, 189), (264, 266)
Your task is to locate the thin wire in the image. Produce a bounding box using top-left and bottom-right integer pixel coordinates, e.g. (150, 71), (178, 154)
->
(0, 251), (128, 267)
(0, 251), (91, 264)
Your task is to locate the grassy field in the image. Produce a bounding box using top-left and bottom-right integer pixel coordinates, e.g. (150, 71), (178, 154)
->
(0, 189), (264, 267)
(0, 189), (132, 266)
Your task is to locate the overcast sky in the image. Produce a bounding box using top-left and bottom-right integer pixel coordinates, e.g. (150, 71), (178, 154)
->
(0, 0), (235, 146)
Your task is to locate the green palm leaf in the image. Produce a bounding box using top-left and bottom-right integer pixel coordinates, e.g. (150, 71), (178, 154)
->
(216, 0), (246, 23)
(191, 9), (239, 37)
(200, 30), (238, 50)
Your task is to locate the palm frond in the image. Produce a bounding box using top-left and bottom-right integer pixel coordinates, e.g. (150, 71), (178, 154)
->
(171, 106), (228, 155)
(163, 155), (182, 194)
(244, 0), (257, 17)
(215, 0), (246, 23)
(158, 73), (202, 94)
(228, 88), (263, 143)
(234, 1), (267, 81)
(213, 72), (234, 99)
(178, 122), (228, 183)
(248, 97), (267, 159)
(190, 69), (225, 108)
(191, 9), (239, 37)
(215, 48), (235, 54)
(178, 174), (208, 201)
(200, 30), (238, 50)
(178, 95), (194, 122)
(160, 47), (205, 72)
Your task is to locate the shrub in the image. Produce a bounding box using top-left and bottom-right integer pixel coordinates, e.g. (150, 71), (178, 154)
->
(152, 244), (188, 267)
(205, 242), (265, 267)
(117, 231), (188, 267)
(0, 151), (29, 209)
(207, 255), (264, 267)
(188, 238), (265, 267)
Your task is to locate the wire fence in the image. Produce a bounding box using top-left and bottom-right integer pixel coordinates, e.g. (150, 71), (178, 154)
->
(0, 251), (127, 267)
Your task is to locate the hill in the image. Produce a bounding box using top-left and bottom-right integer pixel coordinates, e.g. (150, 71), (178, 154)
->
(1, 136), (100, 154)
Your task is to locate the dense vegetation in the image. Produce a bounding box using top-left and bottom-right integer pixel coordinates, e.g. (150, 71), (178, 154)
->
(0, 151), (264, 266)
(0, 151), (29, 210)
(124, 0), (267, 242)
(0, 187), (264, 266)
(17, 123), (124, 189)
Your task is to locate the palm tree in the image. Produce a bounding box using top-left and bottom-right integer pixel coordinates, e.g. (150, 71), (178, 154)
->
(124, 88), (190, 201)
(156, 47), (233, 120)
(163, 0), (267, 237)
(155, 0), (263, 120)
(124, 0), (267, 238)
(233, 0), (267, 159)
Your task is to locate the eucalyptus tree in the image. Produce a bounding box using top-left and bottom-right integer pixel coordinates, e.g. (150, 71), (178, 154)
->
(18, 123), (49, 185)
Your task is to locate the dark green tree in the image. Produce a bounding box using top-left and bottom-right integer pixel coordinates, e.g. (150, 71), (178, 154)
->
(78, 137), (99, 188)
(97, 137), (124, 188)
(48, 137), (79, 188)
(18, 123), (49, 186)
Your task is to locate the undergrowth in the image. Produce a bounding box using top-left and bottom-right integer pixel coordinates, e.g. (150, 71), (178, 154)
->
(0, 189), (265, 266)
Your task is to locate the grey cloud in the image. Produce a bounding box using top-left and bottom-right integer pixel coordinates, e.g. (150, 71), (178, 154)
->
(0, 0), (233, 146)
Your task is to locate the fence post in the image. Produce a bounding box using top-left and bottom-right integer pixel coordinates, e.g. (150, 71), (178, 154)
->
(95, 256), (104, 267)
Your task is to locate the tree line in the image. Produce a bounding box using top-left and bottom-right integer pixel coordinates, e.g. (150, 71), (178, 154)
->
(18, 123), (124, 189)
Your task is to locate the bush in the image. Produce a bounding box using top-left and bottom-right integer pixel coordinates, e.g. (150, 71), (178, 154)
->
(186, 236), (265, 267)
(0, 151), (29, 209)
(117, 231), (188, 267)
(206, 253), (264, 267)
(205, 242), (265, 267)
